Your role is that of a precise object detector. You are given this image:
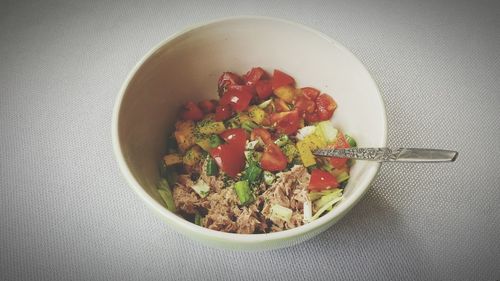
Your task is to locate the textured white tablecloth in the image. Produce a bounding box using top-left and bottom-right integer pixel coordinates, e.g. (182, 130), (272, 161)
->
(1, 0), (499, 280)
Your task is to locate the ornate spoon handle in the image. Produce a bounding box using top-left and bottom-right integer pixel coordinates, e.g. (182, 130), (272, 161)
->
(313, 148), (458, 163)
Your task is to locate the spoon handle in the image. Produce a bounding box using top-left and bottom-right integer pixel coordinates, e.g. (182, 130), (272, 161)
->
(313, 148), (458, 163)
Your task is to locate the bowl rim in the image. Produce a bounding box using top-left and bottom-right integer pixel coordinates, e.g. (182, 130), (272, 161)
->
(112, 15), (388, 243)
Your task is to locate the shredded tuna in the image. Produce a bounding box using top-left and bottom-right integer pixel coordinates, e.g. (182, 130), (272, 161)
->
(236, 207), (259, 234)
(173, 183), (199, 214)
(172, 165), (310, 233)
(260, 165), (310, 230)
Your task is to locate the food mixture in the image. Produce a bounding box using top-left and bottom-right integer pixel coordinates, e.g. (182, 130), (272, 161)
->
(157, 67), (357, 234)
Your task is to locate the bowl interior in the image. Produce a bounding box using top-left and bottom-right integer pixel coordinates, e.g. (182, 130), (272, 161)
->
(115, 17), (386, 238)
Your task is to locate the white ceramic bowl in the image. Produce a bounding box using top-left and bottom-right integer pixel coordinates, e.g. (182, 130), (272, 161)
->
(112, 16), (387, 251)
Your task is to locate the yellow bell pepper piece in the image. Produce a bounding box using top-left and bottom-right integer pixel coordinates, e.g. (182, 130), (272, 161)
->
(273, 86), (295, 103)
(297, 141), (316, 167)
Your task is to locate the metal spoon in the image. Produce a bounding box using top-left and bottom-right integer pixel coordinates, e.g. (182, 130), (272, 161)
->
(313, 148), (458, 163)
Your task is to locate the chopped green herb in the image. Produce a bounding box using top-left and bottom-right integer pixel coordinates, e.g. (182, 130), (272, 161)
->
(244, 162), (262, 184)
(274, 134), (290, 147)
(208, 134), (222, 148)
(281, 143), (298, 162)
(345, 134), (357, 147)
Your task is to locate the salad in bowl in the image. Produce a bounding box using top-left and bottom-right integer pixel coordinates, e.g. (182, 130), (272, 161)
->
(158, 67), (357, 234)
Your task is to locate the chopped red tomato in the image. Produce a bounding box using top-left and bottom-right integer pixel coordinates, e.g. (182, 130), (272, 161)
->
(180, 101), (204, 121)
(309, 169), (339, 191)
(329, 132), (350, 168)
(255, 80), (273, 100)
(272, 69), (295, 90)
(260, 114), (272, 126)
(260, 142), (287, 172)
(217, 72), (242, 96)
(220, 128), (247, 150)
(316, 94), (337, 121)
(210, 143), (245, 177)
(294, 95), (316, 115)
(198, 99), (217, 114)
(304, 111), (321, 123)
(226, 84), (255, 93)
(329, 158), (348, 169)
(334, 131), (350, 149)
(243, 67), (266, 85)
(271, 110), (300, 135)
(219, 86), (253, 112)
(214, 104), (232, 121)
(273, 98), (290, 112)
(300, 87), (320, 100)
(250, 128), (272, 144)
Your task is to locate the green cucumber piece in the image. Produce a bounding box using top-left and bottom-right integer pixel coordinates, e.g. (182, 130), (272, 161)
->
(234, 180), (254, 205)
(191, 179), (210, 198)
(270, 204), (293, 222)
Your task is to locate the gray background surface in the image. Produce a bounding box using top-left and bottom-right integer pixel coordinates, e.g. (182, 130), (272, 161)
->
(1, 0), (499, 280)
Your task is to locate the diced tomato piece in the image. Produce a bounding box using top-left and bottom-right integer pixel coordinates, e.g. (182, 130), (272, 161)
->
(271, 110), (300, 135)
(217, 72), (242, 96)
(304, 111), (321, 123)
(219, 86), (253, 112)
(243, 67), (266, 85)
(272, 69), (295, 90)
(255, 80), (273, 100)
(210, 143), (245, 177)
(294, 95), (316, 115)
(334, 132), (350, 149)
(273, 98), (290, 112)
(260, 114), (272, 126)
(329, 132), (350, 168)
(214, 104), (232, 121)
(250, 128), (272, 144)
(226, 84), (255, 94)
(329, 158), (349, 169)
(316, 94), (337, 121)
(220, 128), (247, 150)
(300, 87), (320, 100)
(198, 99), (217, 114)
(260, 143), (287, 172)
(308, 169), (339, 191)
(180, 101), (204, 121)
